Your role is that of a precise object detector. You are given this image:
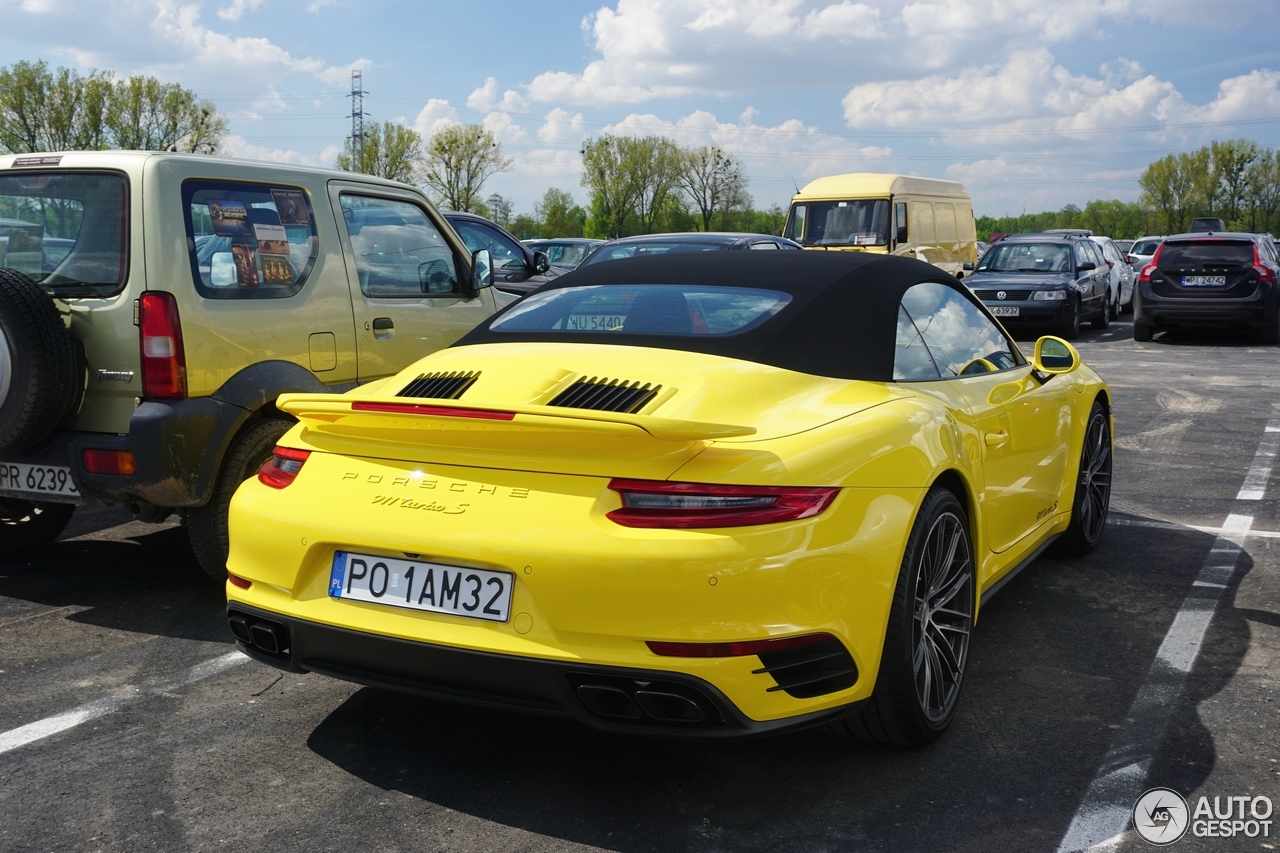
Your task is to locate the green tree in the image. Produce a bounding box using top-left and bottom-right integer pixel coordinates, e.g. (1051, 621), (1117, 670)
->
(0, 61), (224, 154)
(485, 193), (513, 227)
(534, 187), (585, 237)
(334, 121), (423, 183)
(1080, 199), (1146, 239)
(1139, 150), (1210, 234)
(678, 146), (750, 231)
(1211, 139), (1259, 226)
(1244, 148), (1280, 234)
(580, 134), (683, 237)
(421, 123), (512, 212)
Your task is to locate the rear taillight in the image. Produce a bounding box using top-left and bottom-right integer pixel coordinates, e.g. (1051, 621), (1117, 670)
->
(82, 449), (136, 475)
(138, 292), (186, 399)
(1138, 244), (1163, 284)
(258, 446), (311, 489)
(647, 633), (835, 657)
(1253, 244), (1276, 283)
(607, 479), (839, 528)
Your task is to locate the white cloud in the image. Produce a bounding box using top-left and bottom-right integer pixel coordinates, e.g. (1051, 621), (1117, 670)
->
(221, 134), (326, 167)
(307, 0), (336, 10)
(482, 111), (528, 142)
(537, 108), (586, 143)
(467, 77), (529, 112)
(412, 99), (461, 136)
(216, 0), (264, 22)
(797, 2), (884, 41)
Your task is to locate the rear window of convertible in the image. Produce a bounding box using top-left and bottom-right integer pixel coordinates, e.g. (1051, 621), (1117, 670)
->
(490, 285), (792, 336)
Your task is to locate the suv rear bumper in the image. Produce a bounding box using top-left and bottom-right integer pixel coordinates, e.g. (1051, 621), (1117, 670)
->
(0, 396), (247, 508)
(1135, 281), (1280, 329)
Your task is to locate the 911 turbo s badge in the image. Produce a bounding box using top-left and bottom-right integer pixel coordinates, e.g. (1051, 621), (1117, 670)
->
(371, 495), (468, 514)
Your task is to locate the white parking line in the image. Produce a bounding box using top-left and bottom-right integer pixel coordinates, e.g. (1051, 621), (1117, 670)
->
(1236, 417), (1280, 499)
(1107, 517), (1280, 539)
(1056, 416), (1279, 853)
(1056, 514), (1253, 852)
(0, 650), (247, 756)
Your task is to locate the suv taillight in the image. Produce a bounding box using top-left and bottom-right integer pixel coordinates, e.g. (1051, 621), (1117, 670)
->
(1253, 244), (1276, 283)
(138, 292), (186, 399)
(1138, 244), (1164, 284)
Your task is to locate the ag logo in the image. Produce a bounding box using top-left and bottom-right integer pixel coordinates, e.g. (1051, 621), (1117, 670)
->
(1134, 788), (1190, 845)
(997, 290), (1007, 300)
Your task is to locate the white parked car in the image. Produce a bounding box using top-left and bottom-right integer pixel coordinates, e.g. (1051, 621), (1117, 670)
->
(1089, 236), (1136, 314)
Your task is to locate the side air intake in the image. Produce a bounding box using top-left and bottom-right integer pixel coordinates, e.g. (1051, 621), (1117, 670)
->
(398, 371), (479, 400)
(548, 377), (661, 414)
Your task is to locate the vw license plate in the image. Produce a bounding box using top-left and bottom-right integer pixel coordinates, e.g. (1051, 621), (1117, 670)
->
(1182, 275), (1226, 286)
(0, 462), (80, 499)
(991, 306), (1020, 317)
(329, 551), (513, 623)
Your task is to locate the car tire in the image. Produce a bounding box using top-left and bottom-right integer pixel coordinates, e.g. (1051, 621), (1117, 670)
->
(0, 498), (75, 557)
(0, 268), (77, 453)
(188, 418), (292, 583)
(1091, 296), (1111, 329)
(829, 488), (974, 747)
(1133, 322), (1153, 342)
(1056, 401), (1112, 558)
(1057, 297), (1081, 340)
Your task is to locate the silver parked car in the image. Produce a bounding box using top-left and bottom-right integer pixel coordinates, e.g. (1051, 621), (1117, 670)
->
(1127, 236), (1164, 276)
(1089, 235), (1136, 314)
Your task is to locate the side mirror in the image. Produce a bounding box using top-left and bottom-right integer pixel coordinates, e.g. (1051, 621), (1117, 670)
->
(1077, 261), (1096, 272)
(532, 250), (551, 275)
(963, 261), (975, 271)
(1032, 336), (1080, 375)
(210, 251), (236, 287)
(471, 248), (493, 290)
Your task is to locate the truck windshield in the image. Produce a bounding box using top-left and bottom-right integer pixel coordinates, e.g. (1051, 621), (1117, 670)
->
(0, 171), (128, 297)
(784, 199), (889, 247)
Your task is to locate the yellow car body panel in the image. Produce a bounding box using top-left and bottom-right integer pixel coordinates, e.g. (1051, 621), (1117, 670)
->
(227, 340), (1110, 724)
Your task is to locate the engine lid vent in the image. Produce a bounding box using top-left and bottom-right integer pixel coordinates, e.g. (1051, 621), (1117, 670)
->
(398, 371), (479, 400)
(548, 377), (661, 414)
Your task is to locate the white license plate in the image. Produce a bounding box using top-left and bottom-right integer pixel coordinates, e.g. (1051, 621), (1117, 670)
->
(329, 551), (513, 623)
(0, 462), (79, 498)
(567, 314), (625, 331)
(991, 306), (1020, 317)
(1183, 275), (1226, 286)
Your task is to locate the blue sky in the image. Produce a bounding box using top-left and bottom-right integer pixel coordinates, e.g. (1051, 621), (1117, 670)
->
(3, 0), (1279, 218)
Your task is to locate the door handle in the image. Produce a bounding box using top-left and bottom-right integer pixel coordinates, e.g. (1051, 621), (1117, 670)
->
(372, 317), (394, 331)
(984, 430), (1009, 447)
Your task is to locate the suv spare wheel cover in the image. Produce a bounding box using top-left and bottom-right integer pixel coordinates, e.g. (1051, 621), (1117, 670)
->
(0, 268), (77, 453)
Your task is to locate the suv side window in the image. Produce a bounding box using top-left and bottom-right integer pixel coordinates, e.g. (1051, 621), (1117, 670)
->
(183, 181), (318, 299)
(453, 221), (526, 271)
(340, 195), (461, 298)
(901, 281), (1023, 377)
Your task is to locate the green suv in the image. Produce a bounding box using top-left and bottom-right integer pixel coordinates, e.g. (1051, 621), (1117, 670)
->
(0, 151), (499, 579)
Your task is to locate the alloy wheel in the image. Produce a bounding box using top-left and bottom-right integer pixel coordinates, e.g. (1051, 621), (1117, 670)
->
(911, 511), (973, 723)
(1076, 411), (1112, 543)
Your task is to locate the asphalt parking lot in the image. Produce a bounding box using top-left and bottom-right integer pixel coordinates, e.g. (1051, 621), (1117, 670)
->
(2, 315), (1277, 853)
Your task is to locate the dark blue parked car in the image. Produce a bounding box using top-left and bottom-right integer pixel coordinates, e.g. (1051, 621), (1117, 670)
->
(965, 232), (1111, 339)
(579, 232), (801, 267)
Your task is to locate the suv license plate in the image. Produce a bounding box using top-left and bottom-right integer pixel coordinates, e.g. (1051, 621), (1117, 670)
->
(329, 551), (513, 623)
(991, 306), (1019, 317)
(1183, 275), (1226, 286)
(0, 462), (80, 499)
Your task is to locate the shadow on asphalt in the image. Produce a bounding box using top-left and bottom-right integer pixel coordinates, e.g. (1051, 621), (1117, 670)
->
(305, 514), (1254, 853)
(0, 518), (227, 642)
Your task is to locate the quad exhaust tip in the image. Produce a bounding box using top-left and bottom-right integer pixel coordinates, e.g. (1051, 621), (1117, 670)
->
(572, 676), (720, 726)
(228, 611), (290, 661)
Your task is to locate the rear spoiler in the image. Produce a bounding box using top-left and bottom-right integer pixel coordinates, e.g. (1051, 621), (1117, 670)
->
(276, 394), (756, 442)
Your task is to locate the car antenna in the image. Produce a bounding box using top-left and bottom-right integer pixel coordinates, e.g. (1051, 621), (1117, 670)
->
(791, 175), (800, 195)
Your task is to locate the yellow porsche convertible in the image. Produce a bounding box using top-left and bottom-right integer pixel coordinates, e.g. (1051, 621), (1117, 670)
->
(225, 253), (1112, 745)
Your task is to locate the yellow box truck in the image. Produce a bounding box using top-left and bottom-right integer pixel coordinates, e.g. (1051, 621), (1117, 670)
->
(782, 173), (978, 279)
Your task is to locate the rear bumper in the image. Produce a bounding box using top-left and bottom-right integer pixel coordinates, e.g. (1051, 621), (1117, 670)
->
(227, 602), (858, 739)
(0, 397), (244, 507)
(1135, 282), (1280, 329)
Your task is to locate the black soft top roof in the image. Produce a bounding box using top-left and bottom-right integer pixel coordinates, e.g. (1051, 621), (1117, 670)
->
(453, 252), (962, 381)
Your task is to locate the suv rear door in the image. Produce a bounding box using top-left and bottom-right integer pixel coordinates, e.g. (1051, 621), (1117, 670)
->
(327, 181), (498, 382)
(1153, 238), (1261, 299)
